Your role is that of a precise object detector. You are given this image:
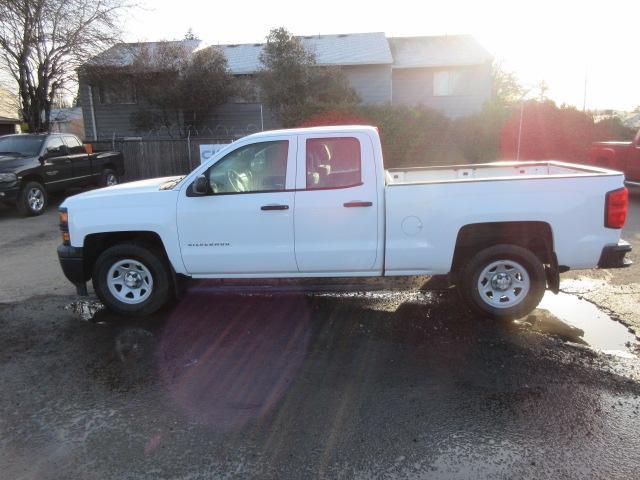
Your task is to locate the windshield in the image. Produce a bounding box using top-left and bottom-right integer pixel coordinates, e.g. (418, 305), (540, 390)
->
(0, 136), (45, 157)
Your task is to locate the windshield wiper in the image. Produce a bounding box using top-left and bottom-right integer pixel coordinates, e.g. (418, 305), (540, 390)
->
(0, 151), (25, 156)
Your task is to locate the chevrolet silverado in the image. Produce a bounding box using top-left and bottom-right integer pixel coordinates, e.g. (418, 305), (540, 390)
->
(57, 126), (631, 319)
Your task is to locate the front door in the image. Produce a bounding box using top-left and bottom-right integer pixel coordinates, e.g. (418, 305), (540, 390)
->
(293, 133), (379, 273)
(63, 135), (91, 184)
(177, 137), (298, 275)
(41, 136), (73, 190)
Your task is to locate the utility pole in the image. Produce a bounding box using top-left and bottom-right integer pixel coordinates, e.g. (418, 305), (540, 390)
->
(582, 65), (588, 112)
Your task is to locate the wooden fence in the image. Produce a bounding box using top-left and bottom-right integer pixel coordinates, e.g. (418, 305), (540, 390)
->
(91, 137), (235, 181)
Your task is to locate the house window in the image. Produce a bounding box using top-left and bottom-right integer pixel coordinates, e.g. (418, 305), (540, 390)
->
(99, 78), (136, 104)
(433, 70), (462, 96)
(306, 137), (361, 189)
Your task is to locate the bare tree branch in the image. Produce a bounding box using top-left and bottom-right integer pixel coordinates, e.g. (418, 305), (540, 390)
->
(0, 0), (130, 131)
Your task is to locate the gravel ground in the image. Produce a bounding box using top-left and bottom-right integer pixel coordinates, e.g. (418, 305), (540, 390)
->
(0, 193), (639, 479)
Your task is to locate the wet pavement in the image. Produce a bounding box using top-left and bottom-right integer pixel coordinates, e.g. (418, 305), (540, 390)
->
(1, 196), (640, 478)
(1, 286), (640, 479)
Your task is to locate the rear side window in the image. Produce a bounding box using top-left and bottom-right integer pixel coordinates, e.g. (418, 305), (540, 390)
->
(306, 137), (361, 189)
(64, 136), (85, 154)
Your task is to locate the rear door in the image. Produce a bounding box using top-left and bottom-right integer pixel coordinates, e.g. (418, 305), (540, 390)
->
(63, 135), (91, 185)
(293, 133), (379, 273)
(177, 136), (299, 275)
(41, 136), (73, 190)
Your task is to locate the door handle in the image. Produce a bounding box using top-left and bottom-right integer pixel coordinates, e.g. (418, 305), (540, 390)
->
(261, 204), (289, 211)
(343, 201), (373, 208)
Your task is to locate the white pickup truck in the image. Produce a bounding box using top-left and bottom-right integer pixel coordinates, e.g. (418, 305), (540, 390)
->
(57, 126), (631, 318)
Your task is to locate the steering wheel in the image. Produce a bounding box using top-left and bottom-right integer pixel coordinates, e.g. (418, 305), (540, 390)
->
(227, 169), (246, 192)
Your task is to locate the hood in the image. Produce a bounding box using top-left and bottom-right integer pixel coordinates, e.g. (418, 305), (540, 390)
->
(0, 154), (34, 171)
(64, 176), (183, 204)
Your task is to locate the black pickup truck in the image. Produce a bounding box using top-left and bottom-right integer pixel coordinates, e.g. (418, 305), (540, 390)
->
(0, 133), (124, 216)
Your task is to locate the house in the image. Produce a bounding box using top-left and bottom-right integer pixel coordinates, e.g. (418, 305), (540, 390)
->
(0, 87), (20, 135)
(0, 116), (20, 136)
(79, 33), (492, 140)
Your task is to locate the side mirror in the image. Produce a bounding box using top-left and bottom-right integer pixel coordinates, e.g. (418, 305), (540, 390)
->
(192, 175), (209, 195)
(45, 146), (66, 158)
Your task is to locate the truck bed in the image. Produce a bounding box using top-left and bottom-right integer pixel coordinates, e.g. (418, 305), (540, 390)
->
(385, 161), (616, 185)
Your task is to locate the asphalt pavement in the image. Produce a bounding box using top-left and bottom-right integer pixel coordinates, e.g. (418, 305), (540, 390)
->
(0, 193), (639, 479)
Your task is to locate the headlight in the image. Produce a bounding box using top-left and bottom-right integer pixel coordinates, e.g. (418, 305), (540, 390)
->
(59, 208), (70, 245)
(0, 173), (17, 182)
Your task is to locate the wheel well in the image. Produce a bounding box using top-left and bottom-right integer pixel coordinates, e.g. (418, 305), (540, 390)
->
(83, 231), (169, 277)
(451, 221), (554, 273)
(20, 174), (45, 187)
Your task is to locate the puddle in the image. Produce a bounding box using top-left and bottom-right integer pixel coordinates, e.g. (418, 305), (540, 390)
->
(533, 292), (636, 358)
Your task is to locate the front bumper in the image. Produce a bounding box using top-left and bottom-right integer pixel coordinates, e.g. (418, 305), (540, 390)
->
(598, 240), (633, 269)
(57, 245), (89, 294)
(0, 185), (19, 202)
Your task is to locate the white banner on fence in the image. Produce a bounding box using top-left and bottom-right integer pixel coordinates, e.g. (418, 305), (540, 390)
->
(199, 144), (227, 165)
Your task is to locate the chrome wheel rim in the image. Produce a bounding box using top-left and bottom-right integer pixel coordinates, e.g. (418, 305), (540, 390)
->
(477, 259), (530, 309)
(107, 259), (153, 305)
(27, 187), (45, 211)
(106, 173), (118, 186)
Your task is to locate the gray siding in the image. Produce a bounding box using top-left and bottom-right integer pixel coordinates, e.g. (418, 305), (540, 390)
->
(392, 63), (492, 117)
(198, 102), (278, 136)
(343, 65), (392, 105)
(80, 78), (147, 139)
(79, 77), (270, 139)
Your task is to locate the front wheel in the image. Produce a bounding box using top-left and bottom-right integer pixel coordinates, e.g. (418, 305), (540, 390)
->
(457, 244), (546, 320)
(17, 181), (48, 216)
(92, 243), (172, 316)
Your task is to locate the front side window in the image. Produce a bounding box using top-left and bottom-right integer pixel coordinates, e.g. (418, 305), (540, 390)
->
(306, 137), (361, 189)
(205, 140), (288, 194)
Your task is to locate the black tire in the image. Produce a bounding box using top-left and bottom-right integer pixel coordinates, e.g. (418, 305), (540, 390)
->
(100, 169), (119, 187)
(92, 243), (172, 316)
(457, 244), (546, 320)
(17, 181), (48, 216)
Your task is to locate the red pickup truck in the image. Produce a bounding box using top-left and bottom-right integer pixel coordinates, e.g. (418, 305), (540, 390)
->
(589, 129), (640, 184)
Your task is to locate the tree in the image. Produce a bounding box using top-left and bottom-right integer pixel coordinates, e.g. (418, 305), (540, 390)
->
(258, 27), (359, 126)
(536, 80), (549, 102)
(489, 61), (527, 107)
(184, 28), (198, 41)
(92, 41), (237, 136)
(593, 116), (636, 141)
(0, 0), (128, 132)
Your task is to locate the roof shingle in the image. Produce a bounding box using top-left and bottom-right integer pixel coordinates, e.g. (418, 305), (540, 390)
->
(85, 33), (491, 74)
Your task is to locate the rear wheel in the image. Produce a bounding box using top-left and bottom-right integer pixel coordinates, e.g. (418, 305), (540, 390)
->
(457, 244), (546, 320)
(92, 243), (172, 316)
(17, 181), (47, 216)
(100, 169), (119, 187)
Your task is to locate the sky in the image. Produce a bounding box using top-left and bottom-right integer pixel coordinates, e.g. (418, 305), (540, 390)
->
(121, 0), (639, 111)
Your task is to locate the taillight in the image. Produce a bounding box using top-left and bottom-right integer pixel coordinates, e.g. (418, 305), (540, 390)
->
(605, 187), (628, 229)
